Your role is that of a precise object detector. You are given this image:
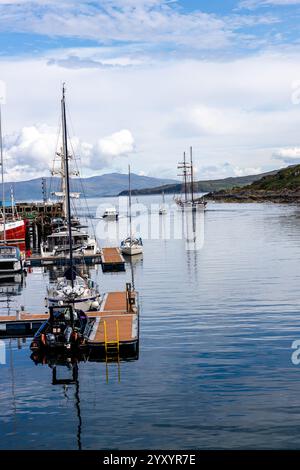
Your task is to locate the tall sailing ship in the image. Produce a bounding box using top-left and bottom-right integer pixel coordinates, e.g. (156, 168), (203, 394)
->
(175, 146), (207, 212)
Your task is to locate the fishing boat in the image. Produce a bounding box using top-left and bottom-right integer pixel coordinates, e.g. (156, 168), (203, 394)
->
(102, 207), (119, 221)
(0, 219), (26, 243)
(120, 165), (143, 256)
(175, 146), (207, 212)
(0, 107), (26, 280)
(43, 85), (100, 314)
(159, 191), (167, 215)
(0, 110), (26, 243)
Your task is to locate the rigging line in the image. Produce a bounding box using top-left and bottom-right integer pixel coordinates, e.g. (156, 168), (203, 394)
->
(63, 99), (97, 244)
(65, 103), (97, 234)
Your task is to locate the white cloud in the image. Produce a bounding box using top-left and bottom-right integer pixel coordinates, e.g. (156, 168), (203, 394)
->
(2, 49), (300, 181)
(273, 146), (300, 163)
(98, 129), (134, 157)
(2, 124), (135, 181)
(232, 166), (262, 176)
(0, 0), (277, 54)
(240, 0), (300, 8)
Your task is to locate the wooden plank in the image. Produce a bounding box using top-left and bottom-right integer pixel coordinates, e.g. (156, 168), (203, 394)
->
(0, 313), (49, 323)
(101, 247), (124, 264)
(88, 314), (136, 344)
(102, 291), (128, 312)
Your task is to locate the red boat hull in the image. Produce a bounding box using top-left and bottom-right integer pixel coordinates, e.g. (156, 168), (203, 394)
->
(0, 219), (26, 242)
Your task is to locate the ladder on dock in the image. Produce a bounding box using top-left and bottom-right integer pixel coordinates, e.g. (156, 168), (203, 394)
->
(104, 319), (121, 383)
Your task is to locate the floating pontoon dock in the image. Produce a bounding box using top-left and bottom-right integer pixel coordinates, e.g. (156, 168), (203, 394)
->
(26, 253), (103, 267)
(26, 247), (125, 272)
(0, 289), (138, 358)
(101, 248), (126, 272)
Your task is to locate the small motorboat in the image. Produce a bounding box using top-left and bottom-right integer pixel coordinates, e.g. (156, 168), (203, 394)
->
(30, 304), (89, 351)
(0, 245), (24, 273)
(121, 236), (143, 256)
(102, 208), (119, 221)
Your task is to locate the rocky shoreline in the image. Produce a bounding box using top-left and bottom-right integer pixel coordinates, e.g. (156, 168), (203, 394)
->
(204, 189), (300, 203)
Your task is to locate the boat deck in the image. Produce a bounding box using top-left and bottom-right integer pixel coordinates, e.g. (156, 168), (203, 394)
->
(101, 248), (125, 272)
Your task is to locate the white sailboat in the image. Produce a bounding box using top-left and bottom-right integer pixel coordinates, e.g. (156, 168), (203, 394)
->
(41, 89), (99, 259)
(45, 85), (100, 312)
(159, 191), (167, 215)
(120, 165), (143, 256)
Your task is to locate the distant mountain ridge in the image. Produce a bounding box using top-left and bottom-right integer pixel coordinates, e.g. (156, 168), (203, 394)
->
(118, 169), (279, 196)
(2, 173), (179, 201)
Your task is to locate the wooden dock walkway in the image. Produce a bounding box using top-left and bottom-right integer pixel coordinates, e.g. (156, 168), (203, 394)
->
(86, 291), (138, 347)
(0, 290), (138, 352)
(101, 248), (125, 272)
(26, 248), (125, 272)
(26, 253), (102, 267)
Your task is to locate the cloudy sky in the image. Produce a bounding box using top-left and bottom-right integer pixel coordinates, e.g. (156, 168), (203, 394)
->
(1, 0), (300, 181)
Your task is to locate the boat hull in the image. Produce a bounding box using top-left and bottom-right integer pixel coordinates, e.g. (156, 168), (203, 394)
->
(176, 202), (206, 212)
(0, 220), (26, 242)
(47, 296), (100, 312)
(121, 245), (143, 256)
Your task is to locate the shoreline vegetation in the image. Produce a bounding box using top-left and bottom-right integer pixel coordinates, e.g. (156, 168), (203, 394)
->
(204, 164), (300, 204)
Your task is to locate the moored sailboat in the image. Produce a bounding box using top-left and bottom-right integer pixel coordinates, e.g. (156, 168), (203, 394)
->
(120, 165), (143, 256)
(44, 85), (100, 312)
(175, 146), (207, 212)
(159, 191), (167, 215)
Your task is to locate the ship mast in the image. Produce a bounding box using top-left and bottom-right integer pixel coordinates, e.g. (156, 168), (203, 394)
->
(128, 164), (132, 241)
(190, 146), (194, 204)
(61, 84), (74, 287)
(177, 151), (190, 203)
(0, 105), (6, 244)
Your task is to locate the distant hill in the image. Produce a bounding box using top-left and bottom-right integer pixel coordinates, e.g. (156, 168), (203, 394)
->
(3, 173), (179, 201)
(205, 164), (300, 203)
(118, 169), (279, 196)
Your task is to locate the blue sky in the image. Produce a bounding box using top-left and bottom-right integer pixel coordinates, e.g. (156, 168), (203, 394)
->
(1, 0), (300, 181)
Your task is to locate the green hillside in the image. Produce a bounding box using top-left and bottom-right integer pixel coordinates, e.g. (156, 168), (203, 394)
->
(250, 164), (300, 190)
(205, 164), (300, 203)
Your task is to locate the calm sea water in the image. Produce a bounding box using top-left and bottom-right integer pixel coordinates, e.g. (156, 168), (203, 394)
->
(1, 196), (300, 450)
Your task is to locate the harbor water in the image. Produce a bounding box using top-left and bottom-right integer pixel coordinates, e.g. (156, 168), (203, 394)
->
(1, 196), (300, 449)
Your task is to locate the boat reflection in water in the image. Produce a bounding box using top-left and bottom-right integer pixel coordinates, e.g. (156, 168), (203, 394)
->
(183, 207), (205, 252)
(0, 271), (25, 315)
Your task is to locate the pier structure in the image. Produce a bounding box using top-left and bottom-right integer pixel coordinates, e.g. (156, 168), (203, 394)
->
(0, 287), (138, 359)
